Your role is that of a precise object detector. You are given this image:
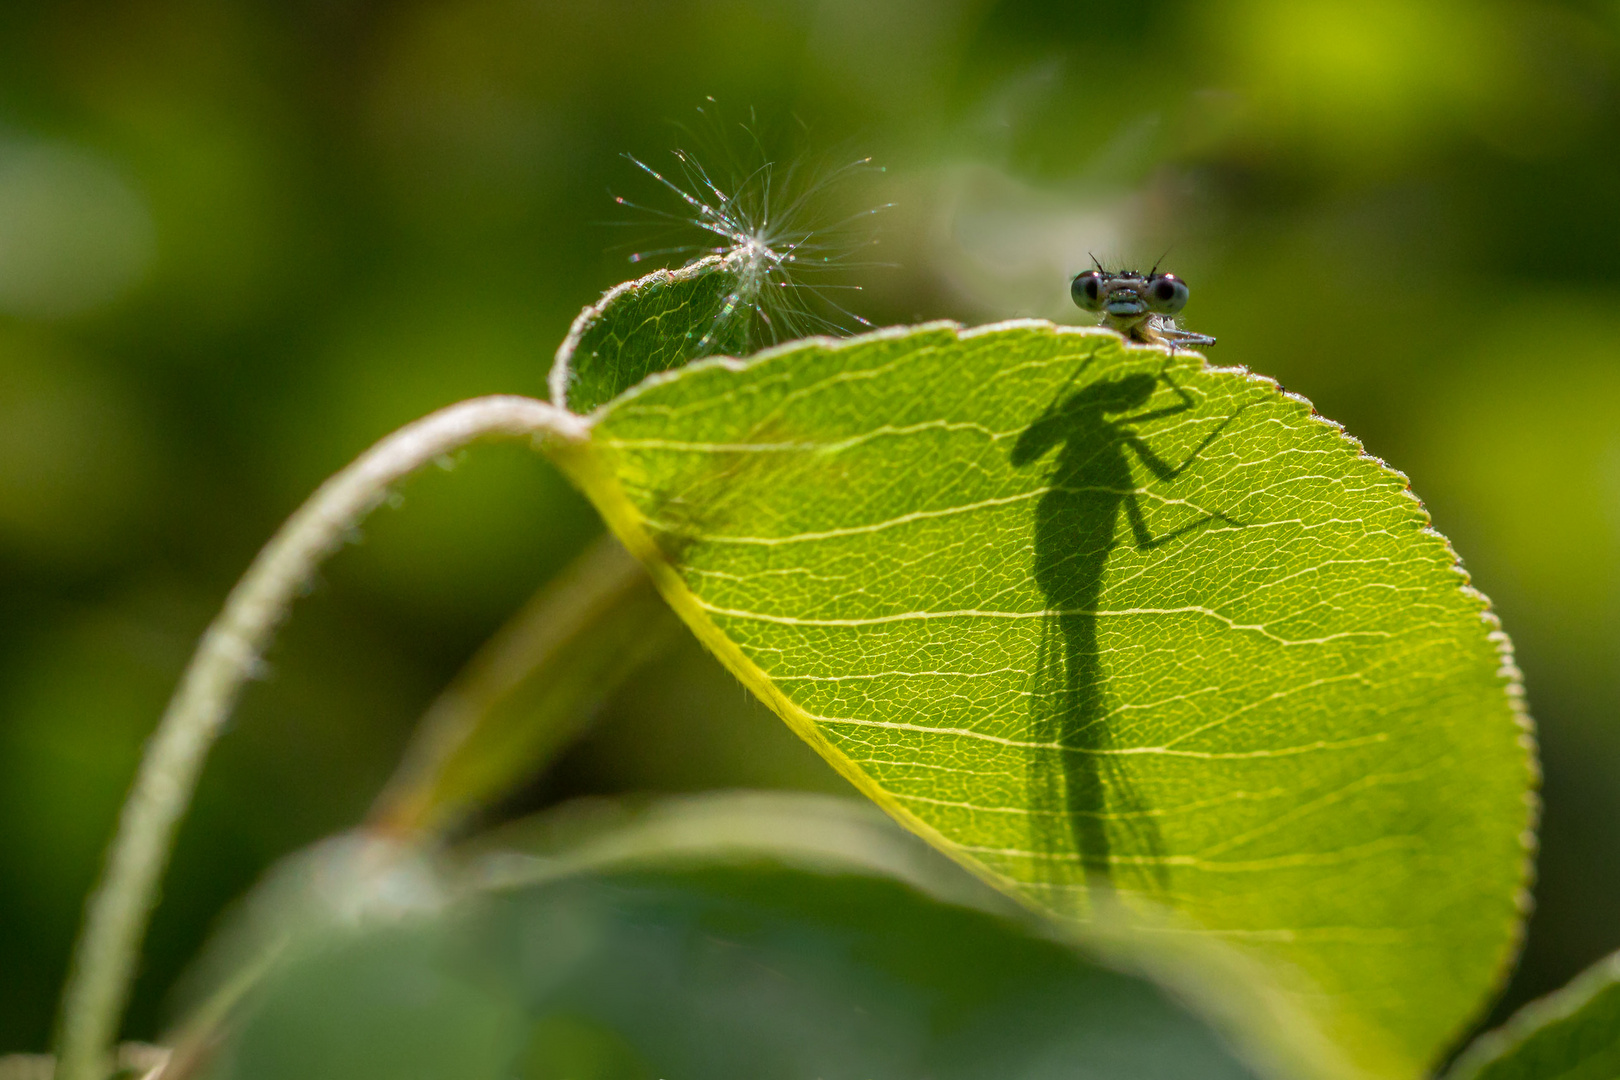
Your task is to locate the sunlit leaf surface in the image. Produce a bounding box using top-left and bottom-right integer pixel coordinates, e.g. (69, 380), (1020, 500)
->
(551, 266), (1537, 1078)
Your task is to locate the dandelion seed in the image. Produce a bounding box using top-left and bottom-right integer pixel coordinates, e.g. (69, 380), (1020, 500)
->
(610, 108), (891, 354)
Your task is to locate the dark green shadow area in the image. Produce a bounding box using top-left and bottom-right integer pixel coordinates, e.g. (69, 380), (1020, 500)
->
(203, 864), (1262, 1080)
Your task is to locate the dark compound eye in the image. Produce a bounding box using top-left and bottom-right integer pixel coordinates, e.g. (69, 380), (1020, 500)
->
(1072, 270), (1105, 311)
(1146, 274), (1189, 314)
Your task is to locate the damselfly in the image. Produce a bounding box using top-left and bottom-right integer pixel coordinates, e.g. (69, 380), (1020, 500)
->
(1071, 263), (1215, 350)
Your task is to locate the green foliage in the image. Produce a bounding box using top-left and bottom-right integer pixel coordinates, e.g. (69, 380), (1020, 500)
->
(10, 2), (1620, 1058)
(552, 255), (750, 415)
(1446, 952), (1620, 1080)
(48, 255), (1550, 1080)
(191, 794), (1263, 1080)
(544, 262), (1536, 1078)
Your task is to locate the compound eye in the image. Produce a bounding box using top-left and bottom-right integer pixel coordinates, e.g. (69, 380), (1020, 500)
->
(1147, 274), (1189, 314)
(1072, 270), (1105, 311)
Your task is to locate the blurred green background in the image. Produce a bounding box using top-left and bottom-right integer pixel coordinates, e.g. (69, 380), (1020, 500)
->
(3, 0), (1619, 1055)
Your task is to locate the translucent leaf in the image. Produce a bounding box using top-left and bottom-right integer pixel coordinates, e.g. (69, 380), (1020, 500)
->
(548, 263), (1537, 1079)
(551, 255), (748, 415)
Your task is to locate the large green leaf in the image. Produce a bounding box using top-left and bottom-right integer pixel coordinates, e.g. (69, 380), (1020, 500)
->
(183, 793), (1267, 1080)
(547, 266), (1537, 1078)
(1446, 951), (1620, 1080)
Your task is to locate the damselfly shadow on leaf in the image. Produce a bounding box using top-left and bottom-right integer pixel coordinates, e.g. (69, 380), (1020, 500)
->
(1011, 362), (1247, 910)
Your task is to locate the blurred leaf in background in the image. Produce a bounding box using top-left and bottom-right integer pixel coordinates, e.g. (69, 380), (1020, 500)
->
(3, 0), (1620, 1056)
(182, 793), (1272, 1080)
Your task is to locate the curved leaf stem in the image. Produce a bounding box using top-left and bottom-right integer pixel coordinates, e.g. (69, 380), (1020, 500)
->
(53, 395), (588, 1080)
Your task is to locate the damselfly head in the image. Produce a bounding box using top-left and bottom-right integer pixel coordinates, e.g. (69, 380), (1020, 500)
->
(1072, 265), (1212, 350)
